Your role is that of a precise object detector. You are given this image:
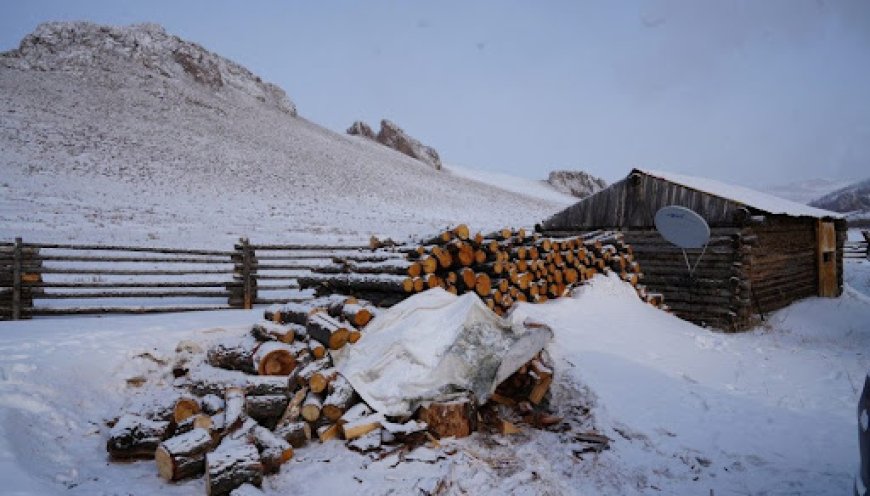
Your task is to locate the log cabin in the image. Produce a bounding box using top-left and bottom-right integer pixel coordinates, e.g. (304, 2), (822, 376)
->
(540, 168), (846, 332)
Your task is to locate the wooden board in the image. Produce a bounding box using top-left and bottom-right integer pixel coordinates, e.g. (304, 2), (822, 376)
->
(816, 220), (837, 297)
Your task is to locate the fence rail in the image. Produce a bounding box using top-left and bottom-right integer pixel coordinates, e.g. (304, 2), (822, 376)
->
(845, 240), (868, 259)
(0, 238), (386, 320)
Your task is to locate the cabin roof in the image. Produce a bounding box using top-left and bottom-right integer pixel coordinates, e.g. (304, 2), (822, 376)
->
(635, 168), (843, 219)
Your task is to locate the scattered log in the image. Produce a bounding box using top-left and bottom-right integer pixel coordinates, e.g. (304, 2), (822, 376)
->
(205, 442), (264, 496)
(224, 388), (246, 431)
(175, 413), (214, 435)
(207, 335), (260, 374)
(307, 312), (351, 350)
(251, 425), (293, 474)
(341, 413), (384, 440)
(308, 339), (326, 359)
(250, 322), (295, 344)
(106, 414), (170, 460)
(417, 395), (477, 439)
(301, 391), (323, 422)
(309, 367), (338, 394)
(245, 395), (289, 428)
(317, 423), (342, 442)
(201, 394), (225, 415)
(252, 341), (297, 376)
(274, 421), (311, 449)
(173, 396), (201, 424)
(276, 388), (308, 427)
(347, 429), (382, 452)
(342, 302), (373, 327)
(322, 375), (356, 421)
(186, 365), (291, 397)
(155, 428), (213, 481)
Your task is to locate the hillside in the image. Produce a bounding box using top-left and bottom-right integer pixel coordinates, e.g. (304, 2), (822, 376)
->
(809, 177), (870, 222)
(0, 22), (571, 248)
(764, 178), (854, 205)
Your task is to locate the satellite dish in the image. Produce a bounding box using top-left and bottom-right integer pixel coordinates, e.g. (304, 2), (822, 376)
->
(654, 206), (710, 249)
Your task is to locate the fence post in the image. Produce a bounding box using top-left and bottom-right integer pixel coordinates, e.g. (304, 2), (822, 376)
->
(12, 237), (21, 320)
(242, 238), (253, 310)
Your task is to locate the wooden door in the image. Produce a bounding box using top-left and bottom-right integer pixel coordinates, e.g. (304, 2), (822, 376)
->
(816, 220), (837, 297)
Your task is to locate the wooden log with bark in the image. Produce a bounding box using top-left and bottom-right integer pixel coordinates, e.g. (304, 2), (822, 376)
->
(251, 341), (297, 376)
(106, 414), (170, 460)
(274, 421), (311, 448)
(417, 394), (477, 439)
(306, 312), (351, 350)
(322, 375), (357, 421)
(207, 335), (259, 374)
(205, 441), (264, 496)
(251, 425), (293, 474)
(155, 428), (214, 481)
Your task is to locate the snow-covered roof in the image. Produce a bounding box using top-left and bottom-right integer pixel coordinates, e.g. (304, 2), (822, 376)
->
(636, 168), (844, 219)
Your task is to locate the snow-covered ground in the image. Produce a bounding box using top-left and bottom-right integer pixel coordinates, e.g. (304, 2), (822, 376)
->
(1, 262), (867, 495)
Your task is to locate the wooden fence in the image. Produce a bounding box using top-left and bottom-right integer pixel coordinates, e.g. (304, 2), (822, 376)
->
(845, 240), (868, 259)
(0, 238), (374, 320)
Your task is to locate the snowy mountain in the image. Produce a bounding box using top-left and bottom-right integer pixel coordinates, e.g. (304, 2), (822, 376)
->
(809, 177), (870, 221)
(546, 170), (607, 199)
(0, 22), (569, 248)
(764, 178), (854, 205)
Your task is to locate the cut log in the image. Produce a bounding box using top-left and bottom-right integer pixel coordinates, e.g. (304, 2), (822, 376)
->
(106, 414), (170, 460)
(250, 322), (295, 344)
(206, 442), (264, 496)
(307, 312), (351, 350)
(224, 387), (246, 431)
(417, 395), (477, 439)
(252, 341), (297, 376)
(173, 396), (201, 424)
(309, 367), (338, 394)
(308, 340), (326, 359)
(251, 425), (293, 474)
(187, 365), (291, 397)
(274, 421), (311, 448)
(276, 388), (308, 427)
(295, 357), (332, 388)
(322, 375), (357, 421)
(266, 302), (317, 326)
(341, 413), (384, 440)
(175, 413), (214, 435)
(347, 429), (382, 452)
(301, 391), (323, 422)
(155, 428), (213, 481)
(317, 423), (342, 442)
(342, 302), (374, 327)
(207, 335), (260, 374)
(245, 395), (289, 428)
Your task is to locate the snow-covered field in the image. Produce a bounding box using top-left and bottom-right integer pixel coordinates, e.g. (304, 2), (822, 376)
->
(1, 262), (867, 495)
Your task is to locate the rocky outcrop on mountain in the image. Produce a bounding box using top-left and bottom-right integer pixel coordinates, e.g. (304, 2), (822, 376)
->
(546, 170), (606, 199)
(809, 177), (870, 216)
(347, 119), (442, 170)
(0, 21), (296, 116)
(347, 121), (375, 139)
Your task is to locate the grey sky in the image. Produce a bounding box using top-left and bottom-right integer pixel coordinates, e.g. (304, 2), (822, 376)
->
(2, 1), (868, 185)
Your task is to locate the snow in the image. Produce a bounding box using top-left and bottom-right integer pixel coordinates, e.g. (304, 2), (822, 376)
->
(0, 264), (866, 494)
(639, 168), (845, 219)
(444, 164), (577, 205)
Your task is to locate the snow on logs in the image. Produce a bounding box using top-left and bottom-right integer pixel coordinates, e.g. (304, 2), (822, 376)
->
(298, 225), (659, 315)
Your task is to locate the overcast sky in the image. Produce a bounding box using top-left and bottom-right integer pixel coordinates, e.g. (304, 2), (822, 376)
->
(2, 1), (868, 185)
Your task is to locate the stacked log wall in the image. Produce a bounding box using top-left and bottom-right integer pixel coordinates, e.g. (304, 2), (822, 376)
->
(620, 228), (753, 332)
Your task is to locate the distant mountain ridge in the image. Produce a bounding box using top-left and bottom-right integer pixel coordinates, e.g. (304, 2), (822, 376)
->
(809, 177), (870, 220)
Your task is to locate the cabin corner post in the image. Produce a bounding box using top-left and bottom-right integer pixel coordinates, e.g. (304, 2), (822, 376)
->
(231, 238), (257, 310)
(11, 237), (22, 320)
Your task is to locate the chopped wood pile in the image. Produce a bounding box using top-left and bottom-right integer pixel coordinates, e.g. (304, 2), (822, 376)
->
(106, 294), (569, 494)
(300, 225), (665, 314)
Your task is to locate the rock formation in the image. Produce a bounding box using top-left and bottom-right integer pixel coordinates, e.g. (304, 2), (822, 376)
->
(347, 119), (442, 170)
(546, 171), (607, 199)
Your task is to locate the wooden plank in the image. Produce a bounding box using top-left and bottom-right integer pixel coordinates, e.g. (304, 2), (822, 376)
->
(21, 243), (233, 256)
(817, 220), (837, 297)
(35, 268), (232, 275)
(34, 290), (231, 299)
(3, 305), (233, 316)
(37, 255), (231, 263)
(248, 244), (371, 251)
(17, 281), (239, 288)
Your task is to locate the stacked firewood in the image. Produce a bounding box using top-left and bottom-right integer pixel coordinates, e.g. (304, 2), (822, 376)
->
(105, 295), (382, 495)
(105, 296), (570, 494)
(299, 225), (662, 315)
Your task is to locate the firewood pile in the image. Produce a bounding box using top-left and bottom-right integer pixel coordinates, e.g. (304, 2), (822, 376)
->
(300, 225), (665, 314)
(106, 295), (567, 495)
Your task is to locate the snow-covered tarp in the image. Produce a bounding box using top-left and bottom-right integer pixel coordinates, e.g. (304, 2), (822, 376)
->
(333, 288), (553, 416)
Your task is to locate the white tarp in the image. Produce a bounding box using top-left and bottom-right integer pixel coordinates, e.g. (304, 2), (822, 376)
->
(333, 288), (553, 417)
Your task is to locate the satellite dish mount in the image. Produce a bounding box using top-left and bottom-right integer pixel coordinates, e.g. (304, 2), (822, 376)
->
(654, 206), (711, 277)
